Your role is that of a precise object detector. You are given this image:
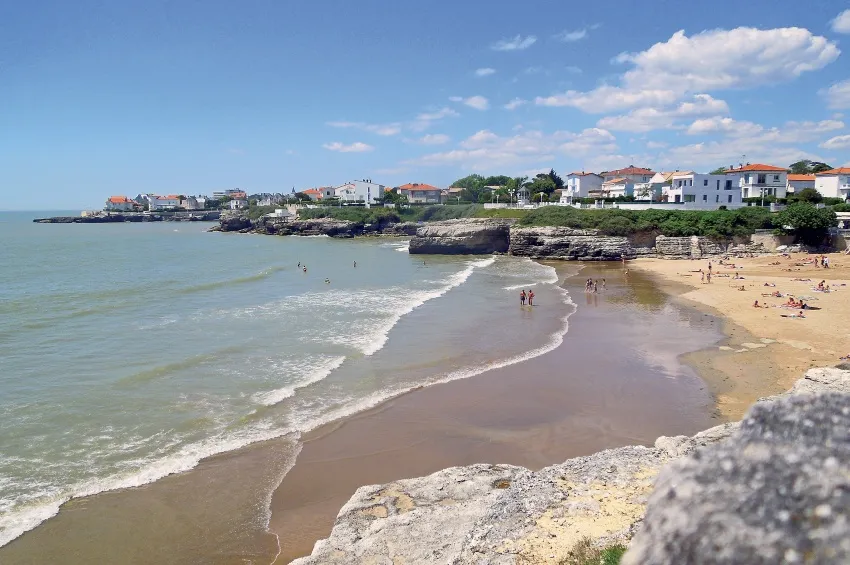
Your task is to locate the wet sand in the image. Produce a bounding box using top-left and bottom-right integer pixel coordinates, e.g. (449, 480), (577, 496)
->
(1, 263), (724, 565)
(270, 264), (722, 562)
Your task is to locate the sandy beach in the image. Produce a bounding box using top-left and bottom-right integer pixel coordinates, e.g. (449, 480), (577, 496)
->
(631, 252), (850, 420)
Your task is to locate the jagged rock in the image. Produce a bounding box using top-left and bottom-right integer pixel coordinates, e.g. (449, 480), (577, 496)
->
(624, 392), (850, 565)
(379, 222), (419, 236)
(509, 226), (653, 260)
(291, 368), (850, 565)
(218, 212), (252, 232)
(408, 219), (512, 255)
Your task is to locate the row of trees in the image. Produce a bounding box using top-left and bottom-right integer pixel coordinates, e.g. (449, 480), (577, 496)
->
(449, 170), (566, 203)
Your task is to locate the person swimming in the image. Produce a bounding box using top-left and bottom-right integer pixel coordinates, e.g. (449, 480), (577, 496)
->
(325, 278), (330, 284)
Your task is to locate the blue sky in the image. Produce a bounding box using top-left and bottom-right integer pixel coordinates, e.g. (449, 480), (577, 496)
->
(2, 0), (850, 209)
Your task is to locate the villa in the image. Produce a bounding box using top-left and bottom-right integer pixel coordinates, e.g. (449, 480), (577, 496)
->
(334, 180), (385, 204)
(600, 165), (655, 184)
(398, 183), (443, 204)
(634, 171), (676, 201)
(786, 174), (815, 194)
(725, 164), (787, 199)
(104, 196), (140, 212)
(561, 172), (603, 202)
(665, 172), (741, 205)
(592, 177), (633, 198)
(814, 167), (850, 201)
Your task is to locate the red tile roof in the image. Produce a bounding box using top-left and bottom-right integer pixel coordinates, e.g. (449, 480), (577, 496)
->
(603, 165), (655, 176)
(108, 196), (134, 203)
(787, 174), (816, 181)
(398, 183), (440, 192)
(567, 172), (602, 177)
(725, 164), (786, 172)
(603, 177), (630, 184)
(816, 167), (850, 175)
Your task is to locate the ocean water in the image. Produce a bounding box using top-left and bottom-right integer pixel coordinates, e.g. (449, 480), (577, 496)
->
(0, 211), (575, 548)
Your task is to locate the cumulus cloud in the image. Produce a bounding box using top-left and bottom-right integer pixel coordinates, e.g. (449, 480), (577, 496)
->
(491, 35), (537, 51)
(504, 98), (527, 110)
(822, 79), (850, 109)
(475, 68), (496, 77)
(832, 9), (850, 33)
(686, 117), (844, 142)
(326, 121), (401, 136)
(657, 140), (827, 172)
(537, 27), (839, 114)
(450, 95), (490, 110)
(322, 141), (374, 153)
(820, 134), (850, 149)
(597, 94), (729, 132)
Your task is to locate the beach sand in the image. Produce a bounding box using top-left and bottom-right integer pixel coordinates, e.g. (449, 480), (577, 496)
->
(631, 252), (850, 420)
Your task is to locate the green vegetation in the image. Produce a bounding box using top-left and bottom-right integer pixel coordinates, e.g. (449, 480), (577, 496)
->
(297, 204), (485, 224)
(554, 537), (627, 565)
(246, 204), (279, 220)
(789, 159), (833, 175)
(774, 203), (837, 246)
(515, 206), (773, 238)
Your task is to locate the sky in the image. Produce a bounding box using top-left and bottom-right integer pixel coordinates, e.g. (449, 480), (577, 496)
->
(2, 0), (850, 210)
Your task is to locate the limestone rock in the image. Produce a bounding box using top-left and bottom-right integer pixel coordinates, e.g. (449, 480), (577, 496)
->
(218, 212), (252, 232)
(408, 219), (512, 255)
(509, 226), (651, 260)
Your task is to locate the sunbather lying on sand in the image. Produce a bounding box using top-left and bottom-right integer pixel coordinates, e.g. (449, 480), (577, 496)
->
(781, 311), (806, 319)
(763, 282), (776, 287)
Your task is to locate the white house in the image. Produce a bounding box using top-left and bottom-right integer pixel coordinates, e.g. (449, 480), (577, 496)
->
(633, 172), (677, 201)
(561, 172), (603, 202)
(666, 172), (742, 206)
(814, 167), (850, 200)
(334, 180), (386, 204)
(725, 164), (788, 199)
(229, 198), (248, 210)
(601, 165), (655, 184)
(592, 178), (633, 198)
(786, 174), (815, 194)
(149, 195), (181, 210)
(105, 196), (139, 212)
(398, 183), (443, 204)
(180, 196), (203, 210)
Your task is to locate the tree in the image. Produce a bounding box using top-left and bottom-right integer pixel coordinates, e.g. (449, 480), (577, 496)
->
(789, 160), (832, 175)
(547, 169), (564, 190)
(709, 167), (727, 175)
(774, 203), (836, 246)
(526, 175), (557, 198)
(450, 174), (486, 202)
(788, 187), (823, 204)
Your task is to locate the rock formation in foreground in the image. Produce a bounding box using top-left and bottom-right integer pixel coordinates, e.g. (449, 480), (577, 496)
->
(290, 368), (850, 564)
(408, 219), (513, 255)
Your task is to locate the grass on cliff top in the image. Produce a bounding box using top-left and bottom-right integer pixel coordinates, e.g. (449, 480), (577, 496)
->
(297, 204), (485, 224)
(515, 205), (773, 238)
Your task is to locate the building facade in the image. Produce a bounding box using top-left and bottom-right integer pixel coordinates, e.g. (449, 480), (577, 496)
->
(786, 174), (815, 194)
(149, 195), (181, 210)
(398, 183), (443, 204)
(666, 172), (741, 206)
(814, 168), (850, 200)
(561, 172), (603, 201)
(105, 196), (139, 211)
(334, 180), (386, 204)
(725, 164), (788, 199)
(601, 166), (655, 184)
(592, 178), (633, 198)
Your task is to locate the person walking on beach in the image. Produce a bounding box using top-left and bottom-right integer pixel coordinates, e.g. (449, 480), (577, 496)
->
(602, 278), (606, 290)
(706, 271), (711, 283)
(528, 290), (535, 306)
(593, 280), (598, 293)
(520, 290), (527, 306)
(700, 269), (705, 283)
(353, 260), (357, 268)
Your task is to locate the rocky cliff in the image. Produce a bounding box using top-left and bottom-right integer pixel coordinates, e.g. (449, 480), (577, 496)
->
(408, 219), (513, 255)
(509, 227), (655, 260)
(290, 367), (850, 564)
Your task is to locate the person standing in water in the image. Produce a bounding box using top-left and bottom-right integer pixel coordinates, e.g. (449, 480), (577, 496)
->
(353, 261), (357, 268)
(528, 290), (535, 306)
(602, 278), (607, 290)
(520, 290), (526, 306)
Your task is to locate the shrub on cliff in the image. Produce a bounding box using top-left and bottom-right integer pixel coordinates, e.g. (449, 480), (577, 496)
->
(774, 203), (837, 246)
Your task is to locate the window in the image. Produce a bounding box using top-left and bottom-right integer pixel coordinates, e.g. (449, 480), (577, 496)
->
(757, 174), (766, 184)
(716, 180), (720, 190)
(685, 195), (696, 202)
(702, 194), (707, 202)
(773, 175), (780, 182)
(744, 174), (750, 183)
(716, 195), (719, 202)
(728, 195), (733, 203)
(725, 180), (733, 190)
(704, 179), (708, 186)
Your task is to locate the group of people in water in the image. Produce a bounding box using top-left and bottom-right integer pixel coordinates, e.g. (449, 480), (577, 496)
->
(584, 278), (606, 293)
(519, 289), (535, 306)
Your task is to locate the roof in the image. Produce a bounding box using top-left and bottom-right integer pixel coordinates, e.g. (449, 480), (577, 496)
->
(398, 183), (440, 192)
(788, 174), (816, 181)
(603, 165), (655, 176)
(725, 164), (786, 173)
(603, 177), (630, 185)
(108, 196), (134, 203)
(670, 171), (696, 178)
(302, 188), (322, 194)
(567, 172), (602, 177)
(816, 167), (850, 176)
(447, 186), (465, 192)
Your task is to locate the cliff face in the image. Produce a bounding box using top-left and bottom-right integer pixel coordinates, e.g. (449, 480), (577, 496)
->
(290, 368), (850, 565)
(408, 219), (513, 255)
(509, 227), (654, 260)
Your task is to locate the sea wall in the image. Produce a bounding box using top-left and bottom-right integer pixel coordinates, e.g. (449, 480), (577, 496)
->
(291, 367), (850, 565)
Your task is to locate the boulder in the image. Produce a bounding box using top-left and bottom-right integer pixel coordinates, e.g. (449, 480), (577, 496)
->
(218, 212), (252, 232)
(408, 219), (512, 255)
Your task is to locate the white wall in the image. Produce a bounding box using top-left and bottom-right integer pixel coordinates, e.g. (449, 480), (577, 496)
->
(564, 174), (602, 198)
(667, 174), (739, 205)
(731, 170), (787, 199)
(335, 181), (385, 203)
(815, 175), (850, 199)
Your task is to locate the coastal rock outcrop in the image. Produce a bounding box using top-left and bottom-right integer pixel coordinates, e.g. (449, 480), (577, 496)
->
(509, 226), (655, 260)
(217, 212), (253, 232)
(655, 235), (768, 259)
(291, 367), (850, 565)
(408, 219), (512, 255)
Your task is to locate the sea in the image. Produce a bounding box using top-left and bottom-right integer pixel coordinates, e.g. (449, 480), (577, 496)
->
(0, 211), (576, 550)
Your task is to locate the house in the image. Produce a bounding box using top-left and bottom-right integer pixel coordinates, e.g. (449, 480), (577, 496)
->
(212, 189), (247, 199)
(149, 195), (181, 210)
(633, 172), (676, 201)
(814, 167), (850, 200)
(561, 172), (603, 202)
(666, 172), (741, 206)
(104, 196), (139, 212)
(180, 196), (203, 210)
(786, 174), (815, 194)
(600, 165), (655, 184)
(398, 183), (443, 204)
(301, 188), (325, 201)
(229, 198), (248, 210)
(334, 180), (385, 204)
(725, 164), (788, 199)
(592, 178), (633, 198)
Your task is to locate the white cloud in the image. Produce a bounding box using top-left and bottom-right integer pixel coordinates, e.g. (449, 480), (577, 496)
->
(554, 28), (587, 42)
(536, 86), (679, 113)
(407, 127), (618, 171)
(597, 94), (729, 132)
(820, 134), (850, 149)
(475, 68), (496, 77)
(646, 141), (668, 149)
(450, 95), (490, 110)
(832, 9), (850, 33)
(822, 79), (850, 109)
(537, 27), (839, 114)
(491, 35), (537, 51)
(657, 140), (827, 172)
(410, 107), (460, 131)
(504, 98), (527, 110)
(322, 141), (374, 153)
(418, 134), (450, 145)
(686, 117), (844, 142)
(327, 121), (401, 136)
(686, 116), (752, 136)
